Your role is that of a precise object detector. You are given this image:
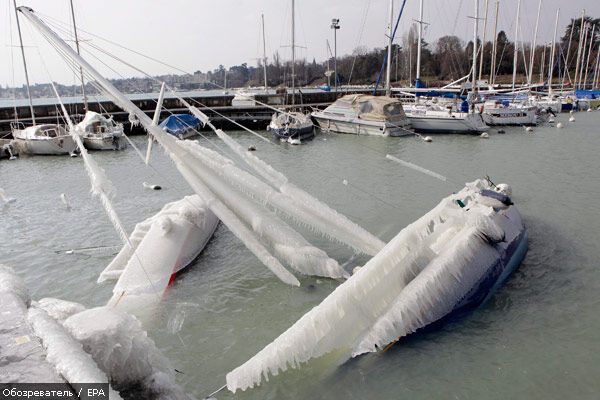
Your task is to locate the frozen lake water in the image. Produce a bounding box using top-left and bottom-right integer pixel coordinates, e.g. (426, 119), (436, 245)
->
(1, 111), (599, 399)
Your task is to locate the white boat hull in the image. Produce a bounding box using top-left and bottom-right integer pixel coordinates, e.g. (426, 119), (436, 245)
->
(12, 136), (77, 155)
(407, 113), (489, 134)
(482, 108), (538, 126)
(82, 135), (126, 151)
(312, 112), (412, 137)
(101, 195), (219, 311)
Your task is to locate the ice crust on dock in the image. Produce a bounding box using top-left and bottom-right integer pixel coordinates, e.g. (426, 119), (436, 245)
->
(64, 307), (188, 400)
(226, 180), (524, 392)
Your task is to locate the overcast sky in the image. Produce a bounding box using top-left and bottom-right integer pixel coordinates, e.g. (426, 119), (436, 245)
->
(2, 0), (599, 86)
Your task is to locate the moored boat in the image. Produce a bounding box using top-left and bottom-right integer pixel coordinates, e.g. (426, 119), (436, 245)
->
(404, 103), (489, 134)
(311, 94), (411, 137)
(11, 123), (77, 156)
(269, 111), (315, 142)
(77, 111), (126, 150)
(159, 114), (201, 140)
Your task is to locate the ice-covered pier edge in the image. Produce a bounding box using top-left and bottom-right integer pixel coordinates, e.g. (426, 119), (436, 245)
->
(0, 266), (189, 400)
(226, 179), (529, 392)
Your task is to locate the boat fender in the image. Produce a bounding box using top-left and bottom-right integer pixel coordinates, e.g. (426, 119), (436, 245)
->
(157, 216), (172, 235)
(480, 189), (513, 206)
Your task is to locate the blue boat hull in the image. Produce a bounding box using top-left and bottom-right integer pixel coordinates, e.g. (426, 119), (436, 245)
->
(412, 228), (528, 336)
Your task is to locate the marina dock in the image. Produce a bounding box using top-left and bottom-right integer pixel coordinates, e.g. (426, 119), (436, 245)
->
(0, 89), (378, 135)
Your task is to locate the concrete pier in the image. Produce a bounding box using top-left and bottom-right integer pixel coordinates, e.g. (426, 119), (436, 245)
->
(0, 266), (64, 383)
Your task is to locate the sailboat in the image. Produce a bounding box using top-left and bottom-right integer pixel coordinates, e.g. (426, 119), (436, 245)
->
(269, 0), (315, 144)
(68, 0), (126, 151)
(402, 0), (489, 134)
(311, 0), (411, 136)
(9, 0), (76, 156)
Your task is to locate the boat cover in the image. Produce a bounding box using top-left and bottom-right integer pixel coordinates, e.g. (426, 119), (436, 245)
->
(159, 114), (200, 136)
(327, 94), (407, 122)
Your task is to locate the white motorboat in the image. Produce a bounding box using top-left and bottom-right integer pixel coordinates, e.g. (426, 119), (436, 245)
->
(11, 123), (77, 156)
(312, 94), (411, 137)
(482, 100), (539, 126)
(77, 111), (126, 150)
(231, 91), (257, 107)
(404, 103), (489, 134)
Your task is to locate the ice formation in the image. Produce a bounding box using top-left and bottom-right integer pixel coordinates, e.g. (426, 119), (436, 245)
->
(64, 307), (188, 400)
(36, 298), (86, 323)
(27, 307), (123, 400)
(0, 265), (30, 306)
(99, 195), (219, 310)
(20, 16), (378, 285)
(225, 180), (526, 392)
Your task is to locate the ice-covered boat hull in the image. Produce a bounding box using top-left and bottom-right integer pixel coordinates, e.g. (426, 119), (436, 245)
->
(226, 179), (528, 392)
(100, 195), (219, 311)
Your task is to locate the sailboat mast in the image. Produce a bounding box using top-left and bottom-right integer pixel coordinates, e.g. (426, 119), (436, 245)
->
(511, 0), (521, 91)
(578, 23), (589, 89)
(385, 0), (393, 96)
(261, 13), (268, 93)
(490, 0), (499, 84)
(548, 8), (560, 96)
(69, 0), (87, 111)
(415, 0), (424, 85)
(583, 24), (595, 89)
(291, 0), (296, 105)
(478, 0), (489, 84)
(13, 0), (35, 125)
(471, 0), (479, 93)
(573, 9), (585, 90)
(528, 0), (542, 87)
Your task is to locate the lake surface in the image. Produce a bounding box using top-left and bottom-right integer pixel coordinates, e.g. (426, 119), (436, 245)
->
(1, 112), (599, 399)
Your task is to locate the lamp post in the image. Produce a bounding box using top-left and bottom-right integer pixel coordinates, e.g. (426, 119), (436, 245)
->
(331, 18), (340, 93)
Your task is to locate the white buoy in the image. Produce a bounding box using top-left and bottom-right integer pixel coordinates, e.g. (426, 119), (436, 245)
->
(423, 136), (433, 142)
(60, 193), (72, 211)
(480, 132), (489, 138)
(525, 126), (534, 132)
(142, 182), (162, 190)
(556, 122), (564, 129)
(569, 116), (575, 122)
(342, 179), (348, 186)
(287, 138), (301, 145)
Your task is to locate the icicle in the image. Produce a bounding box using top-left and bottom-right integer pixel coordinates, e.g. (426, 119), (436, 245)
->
(386, 154), (447, 182)
(176, 163), (300, 286)
(180, 149), (346, 279)
(179, 140), (384, 256)
(182, 122), (384, 255)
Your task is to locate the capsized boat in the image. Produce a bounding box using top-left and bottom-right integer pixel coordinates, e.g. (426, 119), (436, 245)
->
(269, 111), (315, 143)
(99, 195), (219, 311)
(77, 111), (126, 150)
(311, 94), (411, 137)
(159, 114), (201, 140)
(11, 123), (77, 156)
(226, 178), (528, 392)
